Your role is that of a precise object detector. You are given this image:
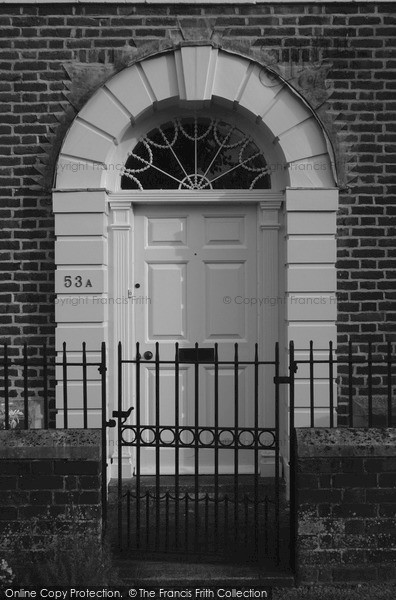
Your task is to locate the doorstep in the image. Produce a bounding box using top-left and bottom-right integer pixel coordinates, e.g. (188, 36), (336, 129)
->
(115, 557), (295, 588)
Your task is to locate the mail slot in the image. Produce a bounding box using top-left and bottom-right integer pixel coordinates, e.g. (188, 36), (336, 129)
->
(178, 347), (215, 363)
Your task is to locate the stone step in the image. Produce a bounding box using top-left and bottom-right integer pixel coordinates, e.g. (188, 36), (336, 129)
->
(115, 557), (295, 588)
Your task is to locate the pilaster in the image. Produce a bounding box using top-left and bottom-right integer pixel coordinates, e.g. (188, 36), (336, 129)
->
(108, 200), (133, 477)
(53, 189), (109, 428)
(258, 198), (283, 477)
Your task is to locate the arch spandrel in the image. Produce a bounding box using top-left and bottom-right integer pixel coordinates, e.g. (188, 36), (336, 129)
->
(55, 46), (336, 191)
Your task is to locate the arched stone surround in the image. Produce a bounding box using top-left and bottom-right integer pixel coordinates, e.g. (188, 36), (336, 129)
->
(53, 46), (339, 461)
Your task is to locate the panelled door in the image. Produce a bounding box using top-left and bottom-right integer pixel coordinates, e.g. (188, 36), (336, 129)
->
(133, 203), (258, 474)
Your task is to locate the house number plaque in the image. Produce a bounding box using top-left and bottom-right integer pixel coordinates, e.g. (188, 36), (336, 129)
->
(63, 275), (92, 288)
(55, 269), (105, 295)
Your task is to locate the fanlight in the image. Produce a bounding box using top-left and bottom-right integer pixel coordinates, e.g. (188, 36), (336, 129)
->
(121, 116), (271, 190)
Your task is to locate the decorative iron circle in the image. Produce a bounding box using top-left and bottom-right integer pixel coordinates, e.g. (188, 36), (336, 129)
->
(159, 427), (176, 445)
(121, 426), (136, 445)
(178, 427), (195, 447)
(198, 427), (215, 447)
(258, 430), (276, 449)
(238, 429), (255, 448)
(218, 428), (235, 447)
(140, 426), (156, 445)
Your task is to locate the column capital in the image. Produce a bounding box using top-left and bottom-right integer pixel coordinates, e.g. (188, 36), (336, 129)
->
(259, 200), (282, 230)
(109, 200), (132, 230)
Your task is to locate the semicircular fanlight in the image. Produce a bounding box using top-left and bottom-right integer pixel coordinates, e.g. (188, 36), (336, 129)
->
(121, 116), (271, 190)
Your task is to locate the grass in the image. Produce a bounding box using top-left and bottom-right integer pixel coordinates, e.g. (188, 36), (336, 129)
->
(273, 582), (396, 600)
(19, 532), (119, 586)
(0, 506), (119, 587)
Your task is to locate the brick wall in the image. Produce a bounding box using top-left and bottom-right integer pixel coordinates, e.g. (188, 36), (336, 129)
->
(295, 428), (396, 584)
(0, 2), (395, 354)
(0, 430), (102, 554)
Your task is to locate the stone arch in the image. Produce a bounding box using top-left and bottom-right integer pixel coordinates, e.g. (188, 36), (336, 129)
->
(55, 46), (336, 191)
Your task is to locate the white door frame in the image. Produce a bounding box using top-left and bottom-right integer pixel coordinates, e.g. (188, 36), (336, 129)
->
(107, 190), (283, 476)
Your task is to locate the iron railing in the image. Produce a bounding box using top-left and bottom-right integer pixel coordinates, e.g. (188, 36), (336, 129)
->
(290, 340), (396, 428)
(0, 341), (107, 430)
(114, 340), (283, 563)
(1, 339), (394, 431)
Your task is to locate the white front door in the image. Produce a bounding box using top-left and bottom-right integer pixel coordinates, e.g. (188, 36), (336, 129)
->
(133, 203), (258, 474)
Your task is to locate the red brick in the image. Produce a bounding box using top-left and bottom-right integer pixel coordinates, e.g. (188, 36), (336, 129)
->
(18, 476), (63, 490)
(0, 4), (392, 356)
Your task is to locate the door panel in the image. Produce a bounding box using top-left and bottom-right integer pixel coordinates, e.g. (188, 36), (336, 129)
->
(204, 216), (245, 246)
(147, 217), (187, 246)
(147, 263), (187, 338)
(204, 262), (246, 340)
(133, 204), (257, 474)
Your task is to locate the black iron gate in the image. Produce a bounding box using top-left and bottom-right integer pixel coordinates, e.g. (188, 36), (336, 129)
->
(112, 341), (286, 564)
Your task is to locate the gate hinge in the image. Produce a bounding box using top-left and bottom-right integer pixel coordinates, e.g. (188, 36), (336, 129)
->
(273, 376), (291, 384)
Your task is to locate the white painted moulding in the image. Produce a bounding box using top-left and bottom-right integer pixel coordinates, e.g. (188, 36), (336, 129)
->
(55, 324), (108, 351)
(262, 86), (313, 138)
(55, 213), (107, 236)
(53, 190), (108, 213)
(287, 265), (337, 293)
(55, 159), (105, 189)
(55, 295), (108, 323)
(61, 120), (114, 165)
(286, 211), (337, 235)
(286, 293), (337, 321)
(286, 237), (336, 264)
(209, 51), (248, 105)
(237, 64), (281, 119)
(105, 65), (155, 121)
(286, 156), (336, 188)
(55, 239), (108, 265)
(108, 190), (281, 203)
(141, 54), (180, 103)
(286, 323), (337, 349)
(178, 46), (217, 101)
(277, 118), (328, 163)
(78, 88), (131, 139)
(285, 188), (339, 211)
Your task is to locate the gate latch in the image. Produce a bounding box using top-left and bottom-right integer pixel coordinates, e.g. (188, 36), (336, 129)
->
(273, 376), (291, 384)
(112, 406), (134, 424)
